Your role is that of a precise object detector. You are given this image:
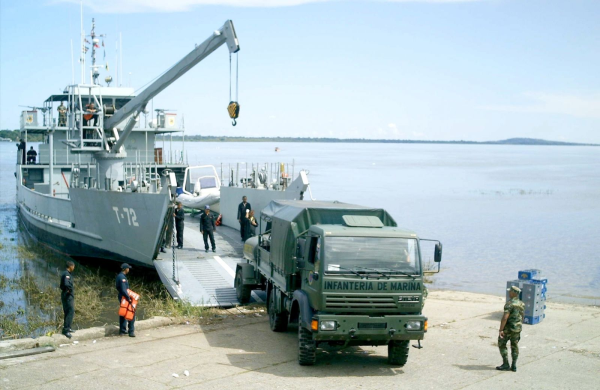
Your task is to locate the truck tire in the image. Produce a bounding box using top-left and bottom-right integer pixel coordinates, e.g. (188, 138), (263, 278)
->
(268, 291), (288, 332)
(388, 340), (410, 366)
(235, 268), (251, 304)
(298, 313), (316, 366)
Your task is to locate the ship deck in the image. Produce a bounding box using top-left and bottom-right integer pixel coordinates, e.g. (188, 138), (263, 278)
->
(153, 214), (266, 307)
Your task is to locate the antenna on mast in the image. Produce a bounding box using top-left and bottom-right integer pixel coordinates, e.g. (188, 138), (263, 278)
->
(80, 0), (84, 83)
(71, 39), (75, 84)
(88, 18), (106, 85)
(119, 32), (123, 87)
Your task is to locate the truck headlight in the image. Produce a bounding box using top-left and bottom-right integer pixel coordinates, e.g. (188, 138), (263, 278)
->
(405, 321), (422, 330)
(320, 320), (337, 331)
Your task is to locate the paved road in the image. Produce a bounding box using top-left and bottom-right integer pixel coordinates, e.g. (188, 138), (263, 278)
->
(1, 291), (598, 389)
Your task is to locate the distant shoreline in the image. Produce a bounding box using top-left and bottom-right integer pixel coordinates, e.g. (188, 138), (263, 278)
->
(159, 136), (598, 147)
(1, 129), (597, 146)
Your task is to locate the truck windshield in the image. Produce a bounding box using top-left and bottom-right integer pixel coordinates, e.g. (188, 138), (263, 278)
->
(324, 237), (420, 274)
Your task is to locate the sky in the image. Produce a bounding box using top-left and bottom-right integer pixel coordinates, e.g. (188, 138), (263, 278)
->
(1, 0), (599, 143)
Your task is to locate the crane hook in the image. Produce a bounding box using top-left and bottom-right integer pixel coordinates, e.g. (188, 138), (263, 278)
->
(227, 101), (240, 127)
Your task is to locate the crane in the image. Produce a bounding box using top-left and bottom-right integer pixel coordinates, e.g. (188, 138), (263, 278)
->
(105, 20), (239, 154)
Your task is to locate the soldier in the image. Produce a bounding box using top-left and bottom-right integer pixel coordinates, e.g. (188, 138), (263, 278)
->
(497, 286), (525, 372)
(237, 196), (251, 241)
(200, 205), (216, 253)
(116, 263), (135, 337)
(174, 202), (185, 249)
(57, 102), (67, 127)
(59, 261), (76, 339)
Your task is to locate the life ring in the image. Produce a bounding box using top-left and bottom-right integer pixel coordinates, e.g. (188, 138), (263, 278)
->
(216, 214), (222, 226)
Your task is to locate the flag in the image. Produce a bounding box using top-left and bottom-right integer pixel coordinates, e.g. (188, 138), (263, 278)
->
(106, 62), (109, 71)
(94, 43), (99, 48)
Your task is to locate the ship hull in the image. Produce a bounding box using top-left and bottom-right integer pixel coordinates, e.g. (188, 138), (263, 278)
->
(17, 185), (171, 267)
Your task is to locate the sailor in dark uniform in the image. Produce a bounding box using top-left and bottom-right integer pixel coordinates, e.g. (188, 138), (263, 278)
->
(17, 138), (26, 165)
(60, 261), (76, 338)
(237, 196), (251, 241)
(26, 146), (37, 164)
(200, 205), (216, 253)
(174, 202), (185, 249)
(116, 263), (135, 337)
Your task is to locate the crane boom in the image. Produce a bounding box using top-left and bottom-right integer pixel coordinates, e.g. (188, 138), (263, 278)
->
(106, 20), (239, 153)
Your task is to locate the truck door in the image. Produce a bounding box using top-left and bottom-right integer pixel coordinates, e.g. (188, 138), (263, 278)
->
(301, 234), (321, 301)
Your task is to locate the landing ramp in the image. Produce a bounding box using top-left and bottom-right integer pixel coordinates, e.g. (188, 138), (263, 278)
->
(154, 216), (265, 307)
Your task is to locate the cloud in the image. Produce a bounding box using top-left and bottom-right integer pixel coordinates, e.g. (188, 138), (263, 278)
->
(481, 92), (600, 119)
(58, 0), (484, 13)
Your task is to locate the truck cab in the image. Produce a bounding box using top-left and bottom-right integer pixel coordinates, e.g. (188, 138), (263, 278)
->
(236, 200), (442, 366)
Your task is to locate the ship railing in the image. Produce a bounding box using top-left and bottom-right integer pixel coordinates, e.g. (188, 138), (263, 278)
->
(220, 161), (297, 190)
(128, 145), (187, 166)
(122, 161), (163, 194)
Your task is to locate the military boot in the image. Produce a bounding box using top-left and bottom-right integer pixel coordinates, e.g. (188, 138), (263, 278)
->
(511, 358), (517, 372)
(496, 358), (510, 371)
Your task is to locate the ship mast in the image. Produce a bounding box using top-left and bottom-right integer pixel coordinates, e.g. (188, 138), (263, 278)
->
(89, 18), (105, 85)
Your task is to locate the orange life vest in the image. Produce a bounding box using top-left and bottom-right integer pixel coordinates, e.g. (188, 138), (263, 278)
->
(118, 289), (140, 321)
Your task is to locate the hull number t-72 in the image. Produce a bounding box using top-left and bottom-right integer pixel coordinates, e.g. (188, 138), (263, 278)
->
(112, 207), (139, 226)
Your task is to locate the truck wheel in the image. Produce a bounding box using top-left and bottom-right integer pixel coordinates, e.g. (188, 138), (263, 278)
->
(235, 268), (251, 304)
(268, 291), (288, 332)
(298, 313), (316, 366)
(388, 340), (410, 366)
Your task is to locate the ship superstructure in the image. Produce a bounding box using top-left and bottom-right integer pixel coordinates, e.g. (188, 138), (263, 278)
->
(15, 19), (240, 267)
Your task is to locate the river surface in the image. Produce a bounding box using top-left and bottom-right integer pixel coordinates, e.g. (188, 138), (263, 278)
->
(1, 140), (599, 318)
(182, 141), (600, 305)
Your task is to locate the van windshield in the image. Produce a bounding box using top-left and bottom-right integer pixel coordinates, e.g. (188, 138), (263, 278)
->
(324, 236), (420, 274)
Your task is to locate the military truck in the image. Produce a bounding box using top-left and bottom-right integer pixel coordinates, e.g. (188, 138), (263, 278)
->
(235, 200), (442, 366)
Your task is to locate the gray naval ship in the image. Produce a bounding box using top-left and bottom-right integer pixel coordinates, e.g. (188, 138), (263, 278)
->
(15, 19), (241, 268)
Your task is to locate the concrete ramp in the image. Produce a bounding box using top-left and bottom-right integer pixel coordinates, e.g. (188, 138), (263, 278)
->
(154, 216), (265, 307)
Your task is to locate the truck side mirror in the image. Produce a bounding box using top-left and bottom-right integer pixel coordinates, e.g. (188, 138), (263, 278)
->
(434, 243), (443, 263)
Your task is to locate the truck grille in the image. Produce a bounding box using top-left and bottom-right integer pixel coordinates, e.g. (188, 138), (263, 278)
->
(325, 295), (397, 310)
(358, 322), (387, 329)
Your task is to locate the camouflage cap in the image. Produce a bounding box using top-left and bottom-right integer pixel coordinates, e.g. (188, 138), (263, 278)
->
(507, 286), (521, 293)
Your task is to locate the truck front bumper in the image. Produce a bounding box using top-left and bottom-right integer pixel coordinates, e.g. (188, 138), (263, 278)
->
(311, 314), (427, 343)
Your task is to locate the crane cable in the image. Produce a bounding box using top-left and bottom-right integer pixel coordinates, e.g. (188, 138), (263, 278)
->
(227, 53), (240, 126)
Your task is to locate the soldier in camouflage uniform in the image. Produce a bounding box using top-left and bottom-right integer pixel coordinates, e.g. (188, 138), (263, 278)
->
(57, 102), (67, 127)
(497, 285), (525, 372)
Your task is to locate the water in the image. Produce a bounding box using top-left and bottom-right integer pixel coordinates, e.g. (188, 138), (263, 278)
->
(0, 141), (159, 338)
(182, 141), (600, 305)
(1, 141), (599, 316)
